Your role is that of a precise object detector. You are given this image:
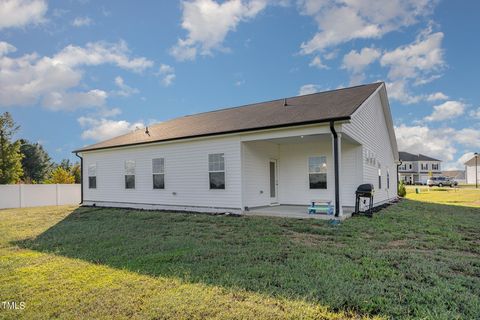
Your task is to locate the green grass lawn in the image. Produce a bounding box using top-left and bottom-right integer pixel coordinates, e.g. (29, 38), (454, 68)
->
(1, 191), (479, 319)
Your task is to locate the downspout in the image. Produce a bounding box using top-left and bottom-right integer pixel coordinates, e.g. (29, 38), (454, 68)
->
(329, 121), (340, 217)
(74, 152), (83, 205)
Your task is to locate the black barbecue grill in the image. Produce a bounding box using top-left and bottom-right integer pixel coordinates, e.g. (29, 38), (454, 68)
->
(354, 183), (374, 216)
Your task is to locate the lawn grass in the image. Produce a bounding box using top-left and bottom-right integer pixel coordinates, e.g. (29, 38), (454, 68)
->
(1, 191), (479, 319)
(405, 185), (480, 207)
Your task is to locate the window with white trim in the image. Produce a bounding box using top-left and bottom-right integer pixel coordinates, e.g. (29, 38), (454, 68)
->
(387, 169), (390, 189)
(308, 156), (327, 189)
(208, 153), (225, 189)
(432, 163), (439, 170)
(125, 160), (135, 189)
(152, 158), (165, 189)
(88, 164), (96, 189)
(421, 163), (428, 170)
(378, 163), (382, 189)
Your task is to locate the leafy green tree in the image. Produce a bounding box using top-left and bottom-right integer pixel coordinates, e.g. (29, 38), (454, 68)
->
(19, 139), (53, 183)
(71, 163), (81, 184)
(58, 159), (71, 171)
(0, 112), (23, 184)
(44, 167), (75, 184)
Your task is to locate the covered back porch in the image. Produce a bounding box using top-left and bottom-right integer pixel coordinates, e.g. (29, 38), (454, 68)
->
(239, 126), (363, 219)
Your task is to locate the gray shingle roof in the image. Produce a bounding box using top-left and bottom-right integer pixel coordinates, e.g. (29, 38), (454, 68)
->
(74, 82), (382, 153)
(399, 151), (441, 162)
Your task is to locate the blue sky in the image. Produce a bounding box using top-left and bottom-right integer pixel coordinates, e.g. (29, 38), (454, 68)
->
(0, 0), (479, 169)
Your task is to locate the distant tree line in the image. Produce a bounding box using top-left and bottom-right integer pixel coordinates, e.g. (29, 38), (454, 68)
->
(0, 112), (80, 185)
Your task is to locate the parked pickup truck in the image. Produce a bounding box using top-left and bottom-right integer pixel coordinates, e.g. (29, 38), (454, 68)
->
(426, 176), (458, 187)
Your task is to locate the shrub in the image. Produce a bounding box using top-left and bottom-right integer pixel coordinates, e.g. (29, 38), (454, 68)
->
(398, 181), (407, 197)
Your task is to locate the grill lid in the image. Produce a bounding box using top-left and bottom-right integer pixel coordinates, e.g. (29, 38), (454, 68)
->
(356, 183), (374, 192)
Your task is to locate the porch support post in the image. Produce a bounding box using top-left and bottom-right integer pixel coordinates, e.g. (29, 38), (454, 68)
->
(329, 121), (342, 217)
(239, 141), (246, 213)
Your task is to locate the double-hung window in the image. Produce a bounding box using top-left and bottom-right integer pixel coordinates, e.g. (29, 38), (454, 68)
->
(152, 158), (165, 189)
(387, 169), (390, 189)
(378, 164), (382, 189)
(308, 156), (327, 189)
(432, 163), (439, 170)
(88, 164), (96, 189)
(125, 160), (135, 189)
(209, 153), (225, 189)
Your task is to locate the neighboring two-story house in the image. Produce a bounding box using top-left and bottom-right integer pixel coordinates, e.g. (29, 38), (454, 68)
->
(398, 151), (442, 185)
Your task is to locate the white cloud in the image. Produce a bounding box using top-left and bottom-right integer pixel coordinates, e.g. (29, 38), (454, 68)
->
(53, 40), (154, 72)
(42, 90), (108, 111)
(424, 100), (465, 122)
(0, 41), (17, 56)
(342, 47), (380, 85)
(0, 0), (47, 30)
(444, 152), (476, 170)
(171, 0), (268, 61)
(309, 56), (328, 69)
(97, 107), (122, 117)
(380, 28), (445, 81)
(299, 0), (435, 55)
(426, 92), (448, 101)
(0, 41), (152, 110)
(385, 80), (422, 105)
(342, 47), (380, 73)
(455, 128), (480, 149)
(156, 64), (176, 87)
(469, 107), (480, 119)
(298, 84), (321, 95)
(113, 76), (139, 97)
(395, 124), (480, 165)
(72, 16), (93, 27)
(78, 116), (144, 141)
(395, 124), (456, 161)
(379, 27), (446, 104)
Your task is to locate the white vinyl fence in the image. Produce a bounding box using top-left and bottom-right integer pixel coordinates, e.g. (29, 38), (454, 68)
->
(0, 184), (81, 209)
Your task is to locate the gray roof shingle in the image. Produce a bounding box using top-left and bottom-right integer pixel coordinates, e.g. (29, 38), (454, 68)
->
(399, 151), (441, 162)
(74, 82), (382, 152)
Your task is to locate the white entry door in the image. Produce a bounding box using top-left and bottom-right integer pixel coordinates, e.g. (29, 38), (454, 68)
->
(269, 160), (278, 204)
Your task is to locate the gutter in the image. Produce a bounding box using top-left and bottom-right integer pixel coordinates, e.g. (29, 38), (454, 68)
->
(329, 121), (340, 217)
(74, 152), (83, 205)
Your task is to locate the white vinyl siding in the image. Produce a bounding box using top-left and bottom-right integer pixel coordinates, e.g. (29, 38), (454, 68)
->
(82, 136), (242, 209)
(466, 163), (479, 185)
(342, 89), (398, 205)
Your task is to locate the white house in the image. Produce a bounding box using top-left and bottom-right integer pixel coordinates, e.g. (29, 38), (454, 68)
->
(398, 152), (442, 185)
(73, 82), (399, 218)
(465, 154), (479, 185)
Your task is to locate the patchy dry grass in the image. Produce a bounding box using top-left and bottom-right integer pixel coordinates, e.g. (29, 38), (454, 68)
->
(405, 186), (480, 207)
(1, 189), (480, 319)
